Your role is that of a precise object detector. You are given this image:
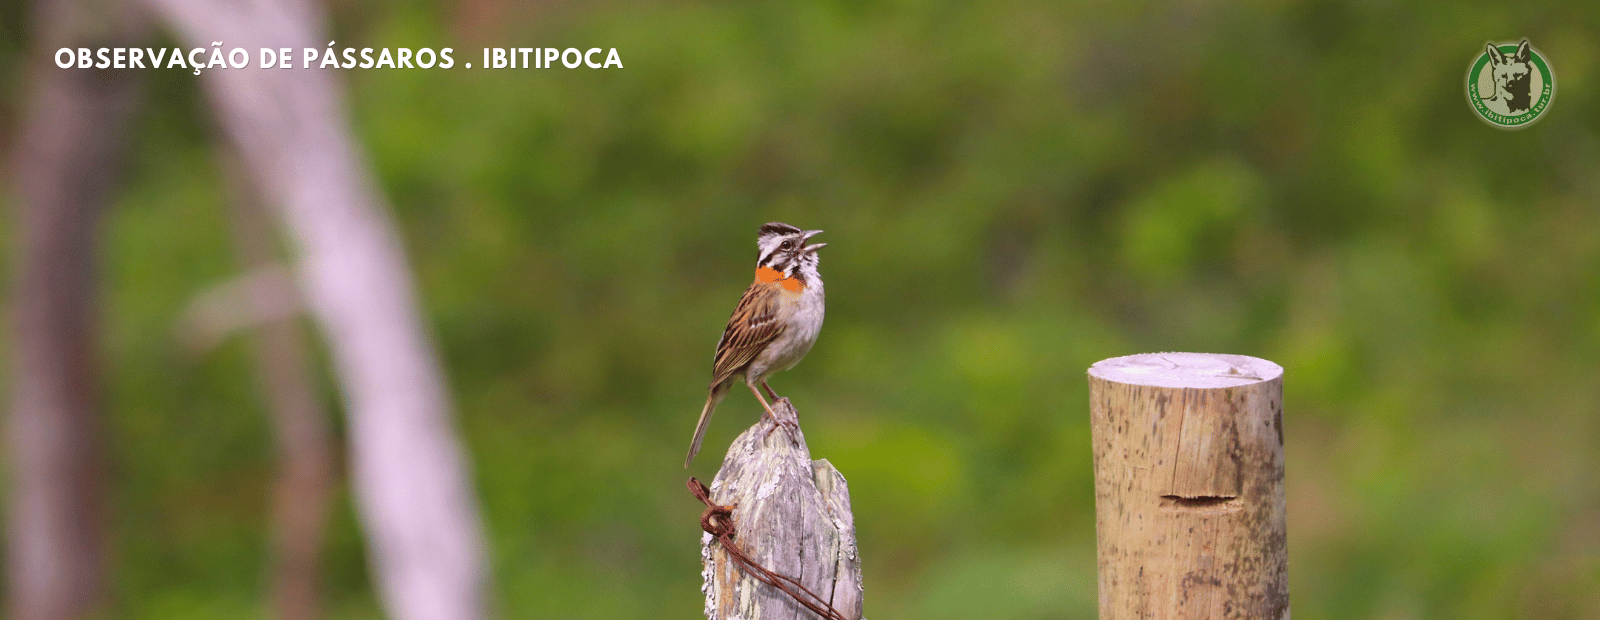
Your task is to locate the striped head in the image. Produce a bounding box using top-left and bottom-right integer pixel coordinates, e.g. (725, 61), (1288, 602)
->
(755, 222), (825, 281)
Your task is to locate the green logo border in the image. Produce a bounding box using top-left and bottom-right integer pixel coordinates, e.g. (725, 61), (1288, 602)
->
(1466, 41), (1554, 129)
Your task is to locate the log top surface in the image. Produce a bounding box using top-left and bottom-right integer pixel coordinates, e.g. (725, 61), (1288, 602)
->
(1088, 352), (1282, 388)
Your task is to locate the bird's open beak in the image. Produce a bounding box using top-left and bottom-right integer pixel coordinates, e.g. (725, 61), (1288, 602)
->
(801, 230), (826, 254)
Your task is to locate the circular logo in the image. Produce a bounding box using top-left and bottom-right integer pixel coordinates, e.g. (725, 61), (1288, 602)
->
(1467, 39), (1554, 128)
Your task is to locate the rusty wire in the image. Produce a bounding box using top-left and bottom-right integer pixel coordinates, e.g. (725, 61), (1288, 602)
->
(688, 478), (851, 620)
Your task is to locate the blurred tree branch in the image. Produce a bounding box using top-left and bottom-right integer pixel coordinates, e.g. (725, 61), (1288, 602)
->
(6, 0), (146, 618)
(175, 263), (302, 353)
(220, 145), (336, 620)
(140, 1), (491, 619)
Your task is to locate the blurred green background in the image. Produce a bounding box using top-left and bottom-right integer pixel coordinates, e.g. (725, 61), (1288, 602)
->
(5, 0), (1600, 618)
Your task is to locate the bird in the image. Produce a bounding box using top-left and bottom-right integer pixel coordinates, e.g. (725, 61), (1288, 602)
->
(685, 222), (826, 467)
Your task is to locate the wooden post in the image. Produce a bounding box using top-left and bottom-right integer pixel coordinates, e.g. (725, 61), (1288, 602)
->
(1087, 353), (1289, 620)
(699, 399), (864, 620)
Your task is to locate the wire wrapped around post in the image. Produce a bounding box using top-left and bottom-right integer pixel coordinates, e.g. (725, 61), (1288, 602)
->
(690, 398), (863, 620)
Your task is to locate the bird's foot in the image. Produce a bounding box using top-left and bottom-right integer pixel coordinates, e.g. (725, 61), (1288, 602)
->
(765, 397), (800, 445)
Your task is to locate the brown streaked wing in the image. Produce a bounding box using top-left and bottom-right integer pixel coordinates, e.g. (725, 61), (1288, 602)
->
(711, 283), (785, 386)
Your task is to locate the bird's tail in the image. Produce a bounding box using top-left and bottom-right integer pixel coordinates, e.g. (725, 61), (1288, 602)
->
(685, 385), (729, 467)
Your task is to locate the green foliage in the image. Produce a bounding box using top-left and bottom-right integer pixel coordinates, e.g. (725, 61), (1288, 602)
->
(4, 0), (1600, 617)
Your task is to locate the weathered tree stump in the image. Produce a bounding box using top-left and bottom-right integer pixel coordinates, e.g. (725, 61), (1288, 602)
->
(699, 398), (864, 620)
(1088, 353), (1289, 620)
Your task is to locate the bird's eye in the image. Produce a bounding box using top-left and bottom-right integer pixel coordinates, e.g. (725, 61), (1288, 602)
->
(781, 240), (794, 249)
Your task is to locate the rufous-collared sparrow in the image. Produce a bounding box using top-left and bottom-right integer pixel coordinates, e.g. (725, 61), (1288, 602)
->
(684, 222), (826, 467)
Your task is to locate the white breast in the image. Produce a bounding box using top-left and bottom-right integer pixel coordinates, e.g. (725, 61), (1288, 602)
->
(747, 280), (825, 381)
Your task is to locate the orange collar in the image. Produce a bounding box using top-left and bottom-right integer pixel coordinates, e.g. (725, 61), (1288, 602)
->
(755, 266), (805, 292)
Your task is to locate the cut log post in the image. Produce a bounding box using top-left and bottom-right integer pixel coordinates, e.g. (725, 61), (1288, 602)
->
(1087, 353), (1289, 620)
(699, 398), (864, 620)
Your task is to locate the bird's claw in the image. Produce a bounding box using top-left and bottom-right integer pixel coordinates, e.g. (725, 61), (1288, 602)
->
(761, 397), (800, 445)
